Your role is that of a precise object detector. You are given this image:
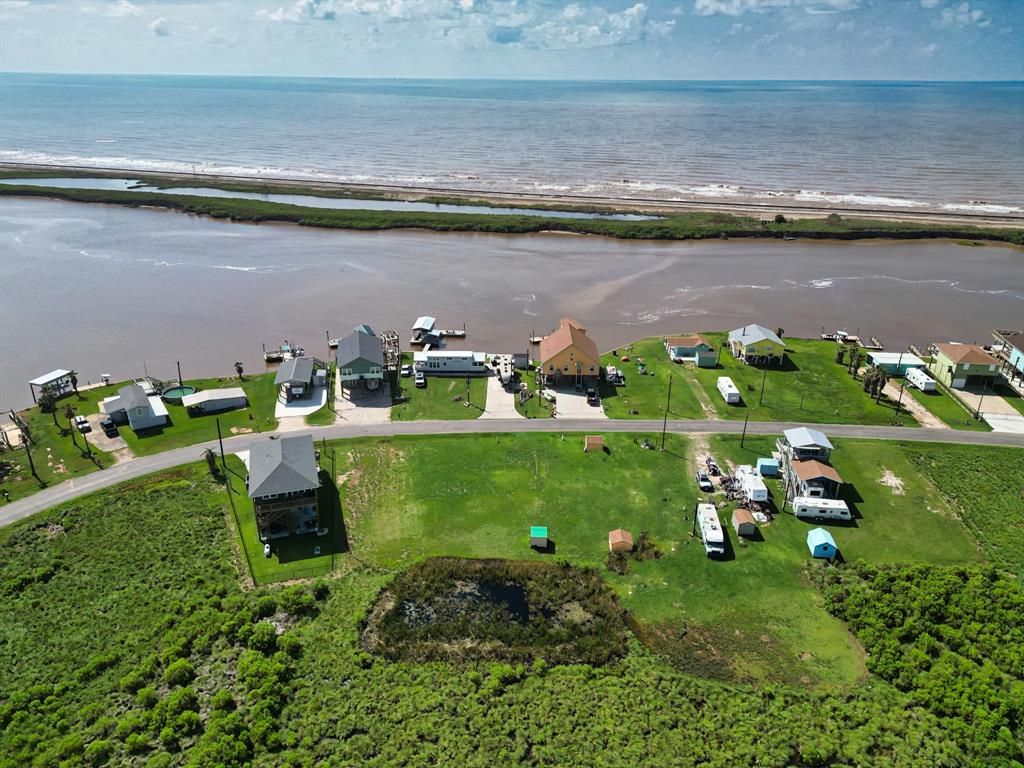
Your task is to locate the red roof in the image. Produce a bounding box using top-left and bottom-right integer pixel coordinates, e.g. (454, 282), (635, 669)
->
(793, 460), (842, 484)
(540, 318), (600, 366)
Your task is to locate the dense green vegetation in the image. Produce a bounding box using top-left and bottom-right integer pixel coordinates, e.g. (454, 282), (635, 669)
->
(4, 182), (1022, 243)
(902, 443), (1024, 576)
(600, 335), (917, 426)
(363, 557), (629, 664)
(0, 464), (329, 767)
(818, 563), (1024, 765)
(391, 355), (487, 421)
(2, 434), (1021, 766)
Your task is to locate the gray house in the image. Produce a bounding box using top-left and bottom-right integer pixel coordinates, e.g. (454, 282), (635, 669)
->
(275, 357), (315, 402)
(102, 384), (169, 431)
(247, 435), (321, 540)
(336, 325), (385, 389)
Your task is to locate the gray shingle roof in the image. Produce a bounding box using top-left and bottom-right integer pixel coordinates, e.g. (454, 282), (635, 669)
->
(336, 328), (384, 368)
(113, 384), (150, 412)
(274, 357), (314, 386)
(247, 435), (320, 498)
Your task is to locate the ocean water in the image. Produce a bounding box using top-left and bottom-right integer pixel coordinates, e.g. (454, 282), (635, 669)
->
(1, 74), (1022, 214)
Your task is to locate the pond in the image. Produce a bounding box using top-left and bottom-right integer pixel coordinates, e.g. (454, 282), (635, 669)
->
(0, 177), (662, 220)
(363, 557), (629, 665)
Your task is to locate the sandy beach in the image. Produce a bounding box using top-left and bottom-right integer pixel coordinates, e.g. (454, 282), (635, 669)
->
(3, 161), (1022, 229)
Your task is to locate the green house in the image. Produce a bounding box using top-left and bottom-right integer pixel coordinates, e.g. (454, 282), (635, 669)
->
(530, 526), (548, 548)
(336, 325), (385, 389)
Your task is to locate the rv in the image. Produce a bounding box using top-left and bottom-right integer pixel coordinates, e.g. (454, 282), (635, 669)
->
(717, 376), (740, 404)
(793, 497), (851, 521)
(736, 465), (769, 502)
(906, 366), (937, 392)
(413, 350), (488, 376)
(696, 503), (725, 558)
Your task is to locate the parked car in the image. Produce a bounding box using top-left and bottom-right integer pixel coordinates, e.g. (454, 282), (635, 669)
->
(695, 471), (714, 493)
(400, 364), (413, 377)
(73, 415), (91, 433)
(100, 418), (118, 437)
(415, 370), (426, 388)
(586, 387), (599, 405)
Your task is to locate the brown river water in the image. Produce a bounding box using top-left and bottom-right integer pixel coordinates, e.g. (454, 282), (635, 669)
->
(1, 197), (1021, 411)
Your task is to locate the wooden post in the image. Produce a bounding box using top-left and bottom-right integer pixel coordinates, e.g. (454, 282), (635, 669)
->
(740, 409), (749, 448)
(759, 365), (768, 405)
(176, 360), (183, 386)
(23, 437), (39, 483)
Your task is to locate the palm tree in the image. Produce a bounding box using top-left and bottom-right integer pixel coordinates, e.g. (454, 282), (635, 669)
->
(234, 361), (245, 381)
(835, 347), (845, 366)
(874, 369), (889, 403)
(64, 406), (78, 448)
(69, 370), (79, 396)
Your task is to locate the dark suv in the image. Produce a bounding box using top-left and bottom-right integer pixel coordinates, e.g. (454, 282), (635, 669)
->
(100, 418), (119, 437)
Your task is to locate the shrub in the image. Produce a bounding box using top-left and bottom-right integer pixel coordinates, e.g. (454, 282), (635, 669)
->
(163, 659), (195, 687)
(175, 710), (202, 737)
(135, 687), (159, 710)
(277, 631), (301, 658)
(248, 621), (278, 654)
(210, 689), (236, 711)
(159, 726), (178, 750)
(124, 732), (150, 754)
(84, 739), (112, 766)
(253, 595), (277, 619)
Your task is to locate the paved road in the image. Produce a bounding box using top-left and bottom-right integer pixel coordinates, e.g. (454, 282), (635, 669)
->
(2, 418), (1020, 529)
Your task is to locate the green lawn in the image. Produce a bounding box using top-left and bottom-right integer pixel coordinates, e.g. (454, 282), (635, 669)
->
(513, 366), (554, 418)
(390, 354), (487, 421)
(326, 431), (981, 689)
(0, 399), (112, 502)
(222, 455), (346, 584)
(600, 335), (918, 426)
(903, 384), (991, 430)
(305, 364), (338, 426)
(90, 374), (280, 456)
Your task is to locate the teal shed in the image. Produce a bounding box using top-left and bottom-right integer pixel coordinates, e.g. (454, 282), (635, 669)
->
(756, 457), (779, 477)
(530, 526), (548, 549)
(807, 527), (837, 559)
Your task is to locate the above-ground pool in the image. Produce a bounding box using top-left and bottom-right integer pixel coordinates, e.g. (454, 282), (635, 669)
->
(161, 385), (197, 404)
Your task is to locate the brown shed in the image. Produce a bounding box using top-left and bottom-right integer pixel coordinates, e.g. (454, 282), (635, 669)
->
(608, 529), (633, 553)
(584, 435), (605, 452)
(731, 508), (757, 537)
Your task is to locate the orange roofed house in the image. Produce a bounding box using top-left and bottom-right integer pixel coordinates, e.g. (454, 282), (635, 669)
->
(540, 318), (601, 386)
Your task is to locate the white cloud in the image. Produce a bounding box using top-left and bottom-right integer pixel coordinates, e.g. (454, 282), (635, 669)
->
(727, 21), (751, 33)
(919, 0), (940, 7)
(753, 31), (779, 47)
(256, 0), (338, 22)
(105, 0), (141, 18)
(693, 0), (858, 15)
(149, 17), (170, 37)
(940, 1), (991, 28)
(921, 42), (939, 55)
(833, 19), (853, 32)
(522, 3), (674, 49)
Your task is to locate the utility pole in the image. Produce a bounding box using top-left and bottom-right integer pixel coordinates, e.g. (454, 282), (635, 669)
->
(975, 378), (989, 420)
(758, 365), (769, 406)
(660, 376), (673, 451)
(691, 500), (698, 537)
(216, 418), (226, 469)
(740, 409), (750, 448)
(176, 360), (183, 386)
(23, 437), (39, 483)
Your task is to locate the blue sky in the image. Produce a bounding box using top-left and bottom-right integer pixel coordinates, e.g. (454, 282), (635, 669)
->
(1, 0), (1021, 79)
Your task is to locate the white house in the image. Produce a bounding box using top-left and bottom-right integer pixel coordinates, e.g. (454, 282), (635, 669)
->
(103, 384), (169, 431)
(413, 350), (488, 376)
(181, 387), (248, 415)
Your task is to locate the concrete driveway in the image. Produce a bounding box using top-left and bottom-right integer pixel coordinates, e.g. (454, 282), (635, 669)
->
(273, 384), (327, 419)
(480, 374), (523, 419)
(548, 385), (606, 419)
(336, 379), (393, 424)
(982, 414), (1024, 434)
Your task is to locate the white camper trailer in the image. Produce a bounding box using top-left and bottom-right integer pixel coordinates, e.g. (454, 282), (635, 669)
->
(736, 465), (769, 502)
(696, 503), (725, 558)
(906, 367), (937, 392)
(793, 497), (851, 521)
(716, 376), (740, 404)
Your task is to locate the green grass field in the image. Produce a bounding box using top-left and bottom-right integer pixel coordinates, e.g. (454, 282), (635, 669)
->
(2, 433), (1019, 766)
(903, 384), (991, 430)
(326, 432), (981, 688)
(512, 367), (554, 418)
(390, 354), (487, 421)
(601, 335), (918, 426)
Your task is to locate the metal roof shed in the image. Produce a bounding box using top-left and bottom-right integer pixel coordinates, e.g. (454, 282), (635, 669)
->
(28, 369), (73, 404)
(530, 526), (549, 549)
(412, 316), (436, 332)
(807, 527), (838, 559)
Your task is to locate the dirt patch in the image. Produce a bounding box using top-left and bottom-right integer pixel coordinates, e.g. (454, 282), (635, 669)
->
(337, 468), (363, 488)
(687, 380), (719, 419)
(879, 468), (905, 495)
(229, 426), (254, 435)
